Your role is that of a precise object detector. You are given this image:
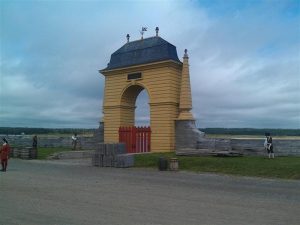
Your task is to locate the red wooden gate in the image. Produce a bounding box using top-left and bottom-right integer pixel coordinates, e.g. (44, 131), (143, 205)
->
(119, 126), (151, 153)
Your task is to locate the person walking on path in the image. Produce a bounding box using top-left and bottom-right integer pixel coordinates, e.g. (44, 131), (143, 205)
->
(1, 138), (11, 172)
(264, 133), (274, 159)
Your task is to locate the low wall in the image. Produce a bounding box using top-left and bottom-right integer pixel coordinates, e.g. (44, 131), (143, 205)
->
(179, 138), (300, 156)
(231, 139), (300, 156)
(3, 135), (300, 156)
(2, 135), (102, 150)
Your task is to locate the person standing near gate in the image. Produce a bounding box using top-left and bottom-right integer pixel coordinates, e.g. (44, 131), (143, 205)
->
(71, 133), (78, 150)
(32, 135), (38, 159)
(264, 133), (274, 159)
(1, 138), (11, 172)
(32, 135), (38, 149)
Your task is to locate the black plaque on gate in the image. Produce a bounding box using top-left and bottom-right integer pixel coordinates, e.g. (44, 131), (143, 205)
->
(127, 72), (142, 80)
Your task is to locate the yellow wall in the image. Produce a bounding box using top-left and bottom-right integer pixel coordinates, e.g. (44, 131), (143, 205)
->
(101, 60), (182, 152)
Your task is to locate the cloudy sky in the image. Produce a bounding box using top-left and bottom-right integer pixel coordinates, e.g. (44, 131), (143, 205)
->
(0, 0), (299, 128)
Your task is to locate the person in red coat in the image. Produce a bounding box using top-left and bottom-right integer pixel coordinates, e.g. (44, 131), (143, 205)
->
(1, 138), (10, 172)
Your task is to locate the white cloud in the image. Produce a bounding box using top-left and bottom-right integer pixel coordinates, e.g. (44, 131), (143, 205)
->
(0, 0), (299, 128)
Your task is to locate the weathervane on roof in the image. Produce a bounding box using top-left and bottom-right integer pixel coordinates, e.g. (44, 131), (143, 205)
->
(140, 27), (147, 40)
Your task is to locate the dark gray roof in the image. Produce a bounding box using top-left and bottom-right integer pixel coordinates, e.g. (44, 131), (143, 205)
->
(102, 36), (181, 70)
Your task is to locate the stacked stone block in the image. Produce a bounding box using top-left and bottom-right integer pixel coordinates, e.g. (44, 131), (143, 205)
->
(92, 143), (134, 168)
(114, 154), (135, 168)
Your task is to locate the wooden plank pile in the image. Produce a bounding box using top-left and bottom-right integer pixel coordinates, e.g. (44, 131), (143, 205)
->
(92, 143), (134, 168)
(176, 138), (243, 157)
(176, 148), (243, 157)
(11, 147), (38, 159)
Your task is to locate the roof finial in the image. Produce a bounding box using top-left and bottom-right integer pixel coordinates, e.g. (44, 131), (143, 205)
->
(184, 49), (188, 58)
(155, 27), (159, 37)
(126, 34), (130, 43)
(140, 27), (147, 40)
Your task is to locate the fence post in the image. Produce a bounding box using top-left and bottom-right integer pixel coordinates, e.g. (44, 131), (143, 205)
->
(148, 127), (151, 152)
(132, 126), (136, 153)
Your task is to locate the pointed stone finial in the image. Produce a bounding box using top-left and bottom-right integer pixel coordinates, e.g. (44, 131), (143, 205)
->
(155, 27), (159, 37)
(140, 27), (147, 40)
(184, 49), (188, 58)
(126, 34), (130, 43)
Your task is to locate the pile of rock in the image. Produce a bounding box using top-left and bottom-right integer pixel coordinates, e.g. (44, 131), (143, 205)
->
(92, 143), (134, 168)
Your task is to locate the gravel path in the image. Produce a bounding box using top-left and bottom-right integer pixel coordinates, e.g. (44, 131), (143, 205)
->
(1, 159), (299, 225)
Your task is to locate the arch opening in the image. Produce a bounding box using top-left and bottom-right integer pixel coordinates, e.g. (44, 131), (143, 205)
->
(119, 84), (151, 153)
(120, 84), (150, 127)
(135, 89), (150, 126)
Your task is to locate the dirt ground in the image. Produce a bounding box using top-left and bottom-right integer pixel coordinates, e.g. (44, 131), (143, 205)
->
(1, 159), (300, 225)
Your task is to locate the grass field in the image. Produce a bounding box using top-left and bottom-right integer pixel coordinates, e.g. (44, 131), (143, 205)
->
(134, 153), (300, 180)
(37, 147), (72, 160)
(205, 134), (300, 139)
(34, 147), (300, 180)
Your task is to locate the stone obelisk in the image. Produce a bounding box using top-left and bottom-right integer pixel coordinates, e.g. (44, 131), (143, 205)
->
(175, 49), (204, 150)
(178, 49), (194, 120)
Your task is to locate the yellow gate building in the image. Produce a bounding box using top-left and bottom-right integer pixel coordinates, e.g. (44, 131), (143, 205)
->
(100, 29), (194, 152)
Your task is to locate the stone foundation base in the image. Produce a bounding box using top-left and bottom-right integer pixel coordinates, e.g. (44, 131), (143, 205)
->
(175, 120), (205, 150)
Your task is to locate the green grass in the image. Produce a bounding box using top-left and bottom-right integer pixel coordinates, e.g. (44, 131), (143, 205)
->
(205, 134), (300, 139)
(33, 147), (300, 180)
(134, 153), (300, 180)
(37, 147), (72, 160)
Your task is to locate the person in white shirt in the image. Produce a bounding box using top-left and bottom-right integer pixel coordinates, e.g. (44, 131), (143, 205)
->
(71, 133), (78, 150)
(264, 133), (274, 159)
